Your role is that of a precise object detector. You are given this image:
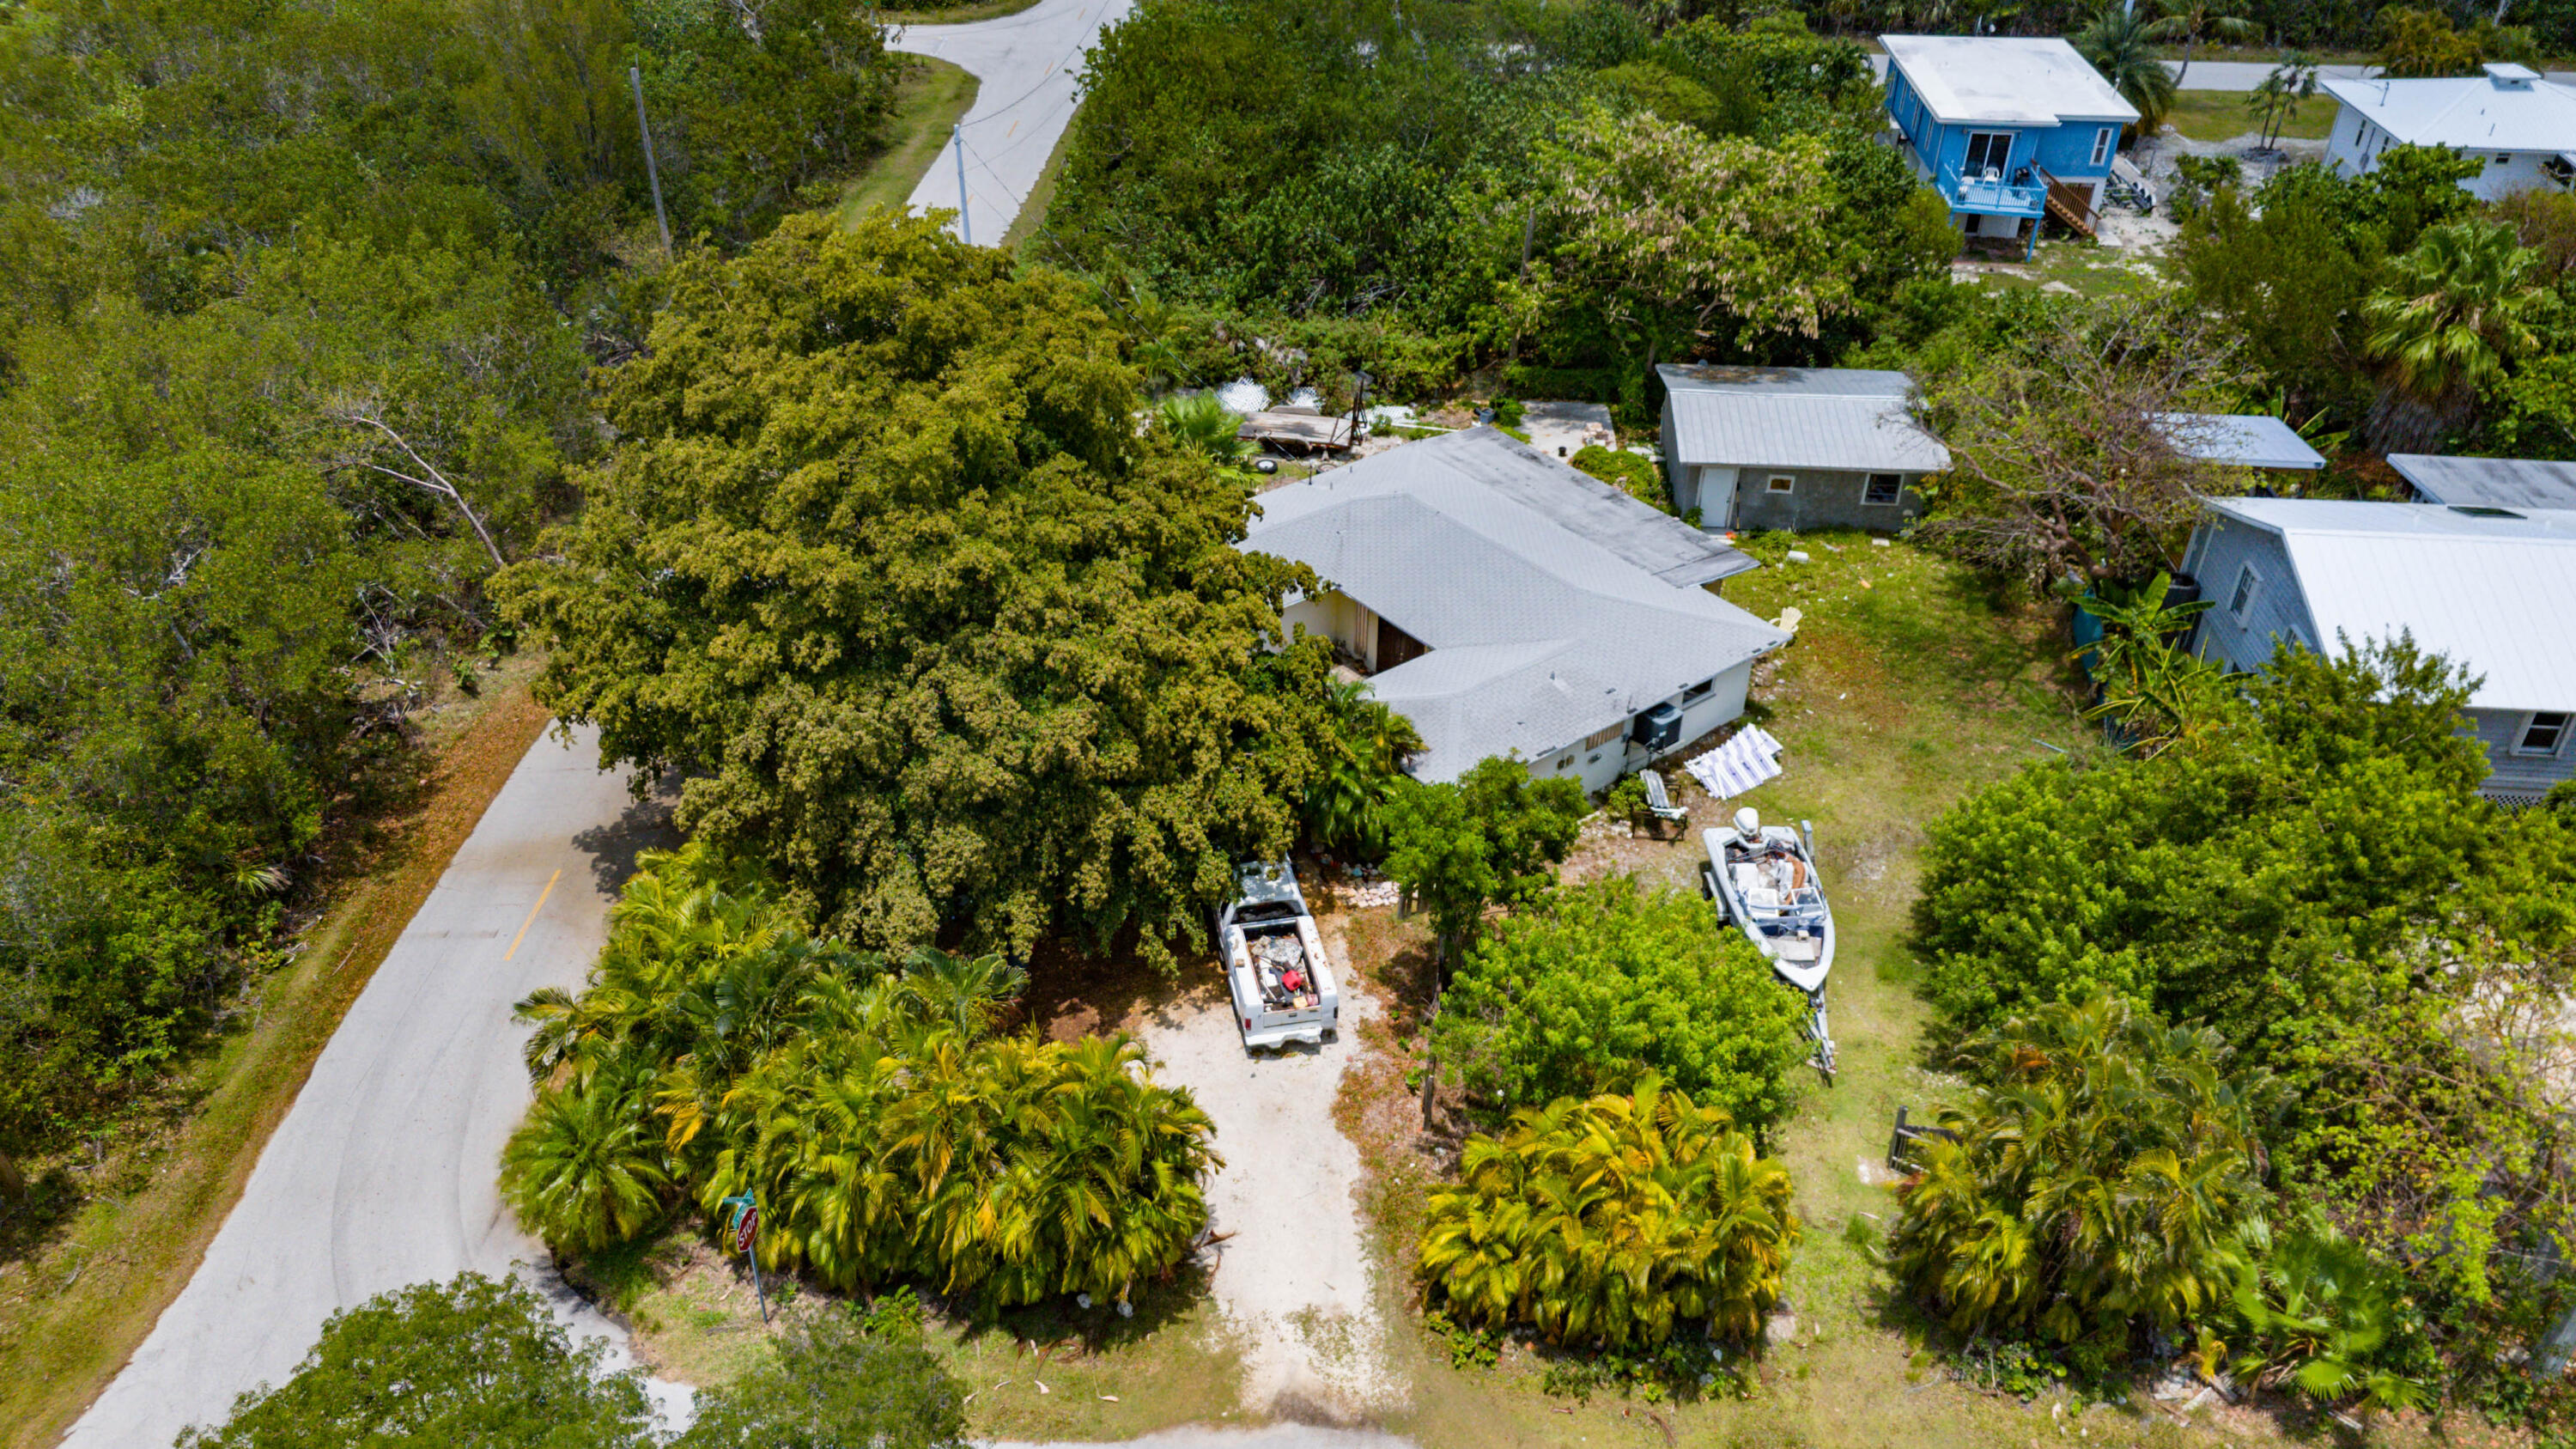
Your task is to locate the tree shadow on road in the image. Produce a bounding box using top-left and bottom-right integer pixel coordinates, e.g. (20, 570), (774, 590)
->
(570, 771), (683, 899)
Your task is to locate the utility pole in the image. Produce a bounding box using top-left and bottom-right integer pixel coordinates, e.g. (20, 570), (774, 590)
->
(630, 67), (672, 259)
(951, 123), (972, 245)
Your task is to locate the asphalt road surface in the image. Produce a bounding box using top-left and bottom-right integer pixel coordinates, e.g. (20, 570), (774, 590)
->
(65, 726), (684, 1447)
(892, 0), (1134, 244)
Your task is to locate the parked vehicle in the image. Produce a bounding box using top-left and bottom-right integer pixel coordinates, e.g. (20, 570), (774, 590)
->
(1214, 860), (1340, 1050)
(1702, 807), (1838, 1080)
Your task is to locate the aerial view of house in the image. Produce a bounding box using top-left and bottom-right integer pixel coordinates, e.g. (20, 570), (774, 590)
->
(2184, 497), (2576, 803)
(1656, 364), (1951, 532)
(1879, 33), (2139, 253)
(1243, 427), (1784, 793)
(2321, 63), (2576, 199)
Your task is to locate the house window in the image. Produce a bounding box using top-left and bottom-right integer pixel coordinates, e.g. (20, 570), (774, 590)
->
(2500, 153), (2514, 165)
(1681, 678), (1715, 703)
(1555, 755), (1574, 770)
(2520, 711), (2573, 755)
(1964, 131), (2013, 178)
(2091, 127), (2113, 167)
(1766, 474), (1795, 493)
(1862, 473), (1904, 506)
(2228, 562), (2261, 621)
(1583, 722), (1625, 750)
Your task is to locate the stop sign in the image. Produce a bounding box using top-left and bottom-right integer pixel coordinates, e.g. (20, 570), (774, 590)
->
(733, 1206), (758, 1253)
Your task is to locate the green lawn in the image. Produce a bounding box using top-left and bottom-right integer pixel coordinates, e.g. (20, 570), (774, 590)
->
(2164, 89), (2336, 143)
(835, 57), (979, 227)
(882, 0), (1043, 22)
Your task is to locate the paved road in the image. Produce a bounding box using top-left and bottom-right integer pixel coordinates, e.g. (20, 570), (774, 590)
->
(892, 0), (1133, 244)
(66, 727), (683, 1447)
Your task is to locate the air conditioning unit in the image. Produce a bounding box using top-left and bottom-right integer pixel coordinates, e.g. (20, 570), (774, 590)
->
(1631, 703), (1683, 752)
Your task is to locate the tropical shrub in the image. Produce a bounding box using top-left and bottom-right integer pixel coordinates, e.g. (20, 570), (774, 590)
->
(2226, 1221), (2431, 1413)
(1382, 758), (1588, 959)
(502, 843), (1218, 1312)
(1422, 1077), (1793, 1350)
(678, 1300), (969, 1449)
(1301, 679), (1425, 855)
(1889, 993), (2284, 1347)
(176, 1273), (657, 1448)
(1432, 880), (1809, 1129)
(1569, 446), (1667, 510)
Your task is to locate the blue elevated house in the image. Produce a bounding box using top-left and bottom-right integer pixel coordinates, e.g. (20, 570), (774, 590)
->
(1880, 35), (2140, 255)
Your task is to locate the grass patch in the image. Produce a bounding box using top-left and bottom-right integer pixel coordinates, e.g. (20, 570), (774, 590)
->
(1000, 102), (1080, 254)
(836, 57), (979, 227)
(883, 0), (1043, 23)
(2165, 89), (2336, 143)
(0, 660), (554, 1449)
(583, 1226), (1246, 1441)
(1324, 537), (2462, 1446)
(1959, 234), (2172, 301)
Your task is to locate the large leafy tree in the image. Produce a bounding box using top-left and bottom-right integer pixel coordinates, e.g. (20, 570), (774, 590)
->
(1419, 1075), (1797, 1349)
(678, 1304), (968, 1449)
(495, 211), (1342, 964)
(2143, 0), (2260, 85)
(1890, 993), (2284, 1347)
(1432, 880), (1809, 1128)
(175, 1273), (657, 1448)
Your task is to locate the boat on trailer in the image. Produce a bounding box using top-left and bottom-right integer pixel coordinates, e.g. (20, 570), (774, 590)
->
(1701, 807), (1838, 1080)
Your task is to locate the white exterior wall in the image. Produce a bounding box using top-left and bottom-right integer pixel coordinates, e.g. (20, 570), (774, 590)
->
(1281, 590), (1378, 668)
(2324, 101), (2372, 178)
(1526, 658), (1759, 797)
(2323, 100), (2562, 201)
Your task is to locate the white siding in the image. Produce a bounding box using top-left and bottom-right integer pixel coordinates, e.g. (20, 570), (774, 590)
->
(1528, 659), (1759, 797)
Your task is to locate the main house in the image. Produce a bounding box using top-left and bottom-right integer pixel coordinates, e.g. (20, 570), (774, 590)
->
(1657, 365), (1951, 533)
(2321, 64), (2576, 201)
(1241, 428), (1789, 795)
(1880, 34), (2140, 253)
(2183, 497), (2576, 805)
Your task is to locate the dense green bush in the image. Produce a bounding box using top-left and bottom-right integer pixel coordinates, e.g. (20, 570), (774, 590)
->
(1433, 880), (1809, 1129)
(1891, 993), (2284, 1346)
(1381, 757), (1588, 959)
(1568, 445), (1667, 510)
(500, 843), (1218, 1313)
(1420, 1076), (1795, 1349)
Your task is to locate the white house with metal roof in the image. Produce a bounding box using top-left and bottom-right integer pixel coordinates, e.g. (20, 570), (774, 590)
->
(1657, 365), (1951, 533)
(2182, 498), (2576, 804)
(2389, 454), (2576, 509)
(2322, 64), (2576, 200)
(1242, 428), (1788, 794)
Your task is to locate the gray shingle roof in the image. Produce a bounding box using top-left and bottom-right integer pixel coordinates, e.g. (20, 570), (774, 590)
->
(1658, 365), (1951, 474)
(2203, 498), (2576, 712)
(1242, 429), (1788, 782)
(2387, 454), (2576, 509)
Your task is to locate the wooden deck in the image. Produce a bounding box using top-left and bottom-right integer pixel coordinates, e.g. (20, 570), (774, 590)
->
(1236, 409), (1354, 452)
(2040, 168), (2099, 239)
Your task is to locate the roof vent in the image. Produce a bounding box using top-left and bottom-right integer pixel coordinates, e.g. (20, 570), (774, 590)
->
(2486, 61), (2540, 87)
(2450, 504), (2526, 519)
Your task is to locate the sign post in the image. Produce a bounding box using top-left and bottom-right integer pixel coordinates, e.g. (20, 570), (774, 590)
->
(718, 1190), (769, 1323)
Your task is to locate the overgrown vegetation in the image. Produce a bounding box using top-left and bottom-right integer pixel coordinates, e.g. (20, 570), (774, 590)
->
(501, 843), (1218, 1312)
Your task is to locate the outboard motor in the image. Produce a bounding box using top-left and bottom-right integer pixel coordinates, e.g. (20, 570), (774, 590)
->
(1732, 807), (1761, 840)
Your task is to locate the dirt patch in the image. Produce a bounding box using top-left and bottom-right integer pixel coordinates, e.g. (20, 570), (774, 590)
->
(1137, 922), (1406, 1424)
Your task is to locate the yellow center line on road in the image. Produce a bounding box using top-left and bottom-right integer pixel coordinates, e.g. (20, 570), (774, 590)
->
(503, 869), (562, 961)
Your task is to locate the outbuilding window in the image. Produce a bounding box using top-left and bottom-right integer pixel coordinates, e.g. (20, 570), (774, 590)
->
(2520, 711), (2572, 755)
(1862, 473), (1904, 506)
(1682, 678), (1715, 703)
(2228, 563), (2261, 621)
(1767, 474), (1795, 493)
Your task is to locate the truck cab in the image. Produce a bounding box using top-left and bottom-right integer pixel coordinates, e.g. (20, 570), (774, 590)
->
(1213, 860), (1340, 1050)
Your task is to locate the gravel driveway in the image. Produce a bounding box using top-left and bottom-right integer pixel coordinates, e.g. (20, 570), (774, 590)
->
(1136, 922), (1405, 1425)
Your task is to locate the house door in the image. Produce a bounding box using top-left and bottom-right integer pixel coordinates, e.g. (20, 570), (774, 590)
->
(1963, 131), (2012, 179)
(1375, 615), (1429, 670)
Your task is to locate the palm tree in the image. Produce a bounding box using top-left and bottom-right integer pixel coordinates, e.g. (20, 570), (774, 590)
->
(2364, 219), (2547, 447)
(500, 1073), (672, 1252)
(1155, 392), (1251, 466)
(2245, 52), (2320, 148)
(2073, 5), (2179, 137)
(1303, 678), (1425, 855)
(2142, 0), (2260, 85)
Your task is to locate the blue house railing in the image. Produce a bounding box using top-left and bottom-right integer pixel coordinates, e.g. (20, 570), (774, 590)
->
(1937, 161), (2045, 217)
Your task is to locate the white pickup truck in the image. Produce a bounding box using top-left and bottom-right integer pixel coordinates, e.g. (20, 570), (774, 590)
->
(1213, 860), (1340, 1050)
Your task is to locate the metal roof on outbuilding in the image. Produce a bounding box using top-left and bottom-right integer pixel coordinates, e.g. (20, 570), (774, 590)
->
(2319, 67), (2576, 152)
(2386, 454), (2576, 509)
(1879, 34), (2141, 127)
(2202, 497), (2576, 713)
(2154, 413), (2326, 471)
(1242, 429), (1785, 782)
(1658, 364), (1952, 474)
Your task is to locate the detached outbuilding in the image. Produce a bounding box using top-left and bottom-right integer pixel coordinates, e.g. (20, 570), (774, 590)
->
(2183, 497), (2576, 805)
(1657, 365), (1951, 533)
(2321, 64), (2576, 202)
(2388, 454), (2576, 509)
(1242, 428), (1787, 795)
